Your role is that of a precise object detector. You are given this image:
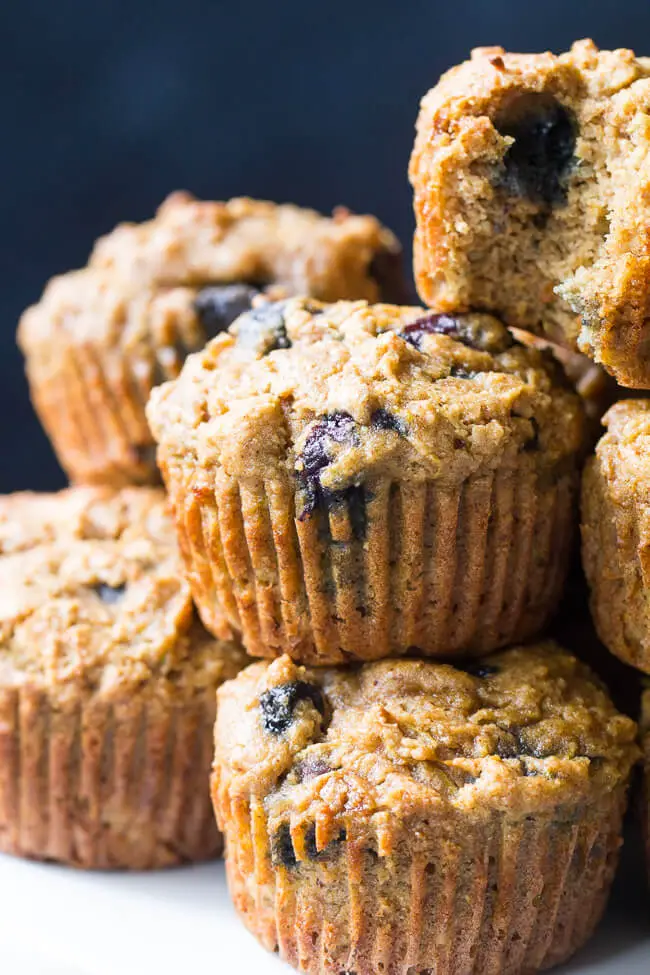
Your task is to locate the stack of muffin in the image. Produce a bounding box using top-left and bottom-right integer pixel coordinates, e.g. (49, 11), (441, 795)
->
(4, 36), (650, 975)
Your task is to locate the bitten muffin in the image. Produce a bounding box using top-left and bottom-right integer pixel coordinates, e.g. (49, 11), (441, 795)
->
(18, 192), (406, 486)
(148, 297), (584, 664)
(410, 39), (650, 387)
(213, 644), (638, 975)
(582, 400), (650, 674)
(0, 486), (247, 869)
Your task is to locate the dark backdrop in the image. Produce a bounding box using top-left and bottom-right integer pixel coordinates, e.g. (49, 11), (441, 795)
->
(3, 0), (650, 492)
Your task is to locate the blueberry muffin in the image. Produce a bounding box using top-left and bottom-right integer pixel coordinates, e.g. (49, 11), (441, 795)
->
(582, 400), (650, 674)
(213, 644), (638, 975)
(0, 486), (247, 869)
(148, 297), (584, 664)
(18, 192), (406, 486)
(410, 39), (650, 387)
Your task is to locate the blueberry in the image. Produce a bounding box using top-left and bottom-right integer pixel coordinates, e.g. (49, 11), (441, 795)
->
(400, 313), (465, 350)
(297, 412), (359, 518)
(400, 313), (513, 354)
(494, 93), (576, 207)
(272, 824), (297, 868)
(260, 681), (325, 736)
(460, 662), (500, 678)
(234, 301), (292, 355)
(367, 246), (408, 304)
(93, 583), (127, 604)
(194, 284), (259, 338)
(448, 365), (477, 379)
(371, 408), (407, 435)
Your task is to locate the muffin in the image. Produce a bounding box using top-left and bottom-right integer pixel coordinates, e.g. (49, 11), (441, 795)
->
(212, 644), (638, 975)
(18, 192), (406, 486)
(148, 297), (585, 664)
(0, 486), (247, 869)
(582, 400), (650, 675)
(410, 39), (650, 387)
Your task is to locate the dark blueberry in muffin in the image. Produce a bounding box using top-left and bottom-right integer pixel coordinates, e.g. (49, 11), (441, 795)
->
(448, 365), (477, 379)
(234, 301), (292, 355)
(260, 681), (325, 735)
(401, 312), (513, 354)
(272, 823), (297, 868)
(93, 583), (127, 604)
(371, 408), (407, 435)
(297, 412), (359, 518)
(524, 417), (541, 451)
(194, 284), (259, 337)
(494, 93), (577, 207)
(400, 313), (465, 350)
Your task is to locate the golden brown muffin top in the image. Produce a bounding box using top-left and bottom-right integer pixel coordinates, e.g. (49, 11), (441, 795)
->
(148, 298), (584, 509)
(18, 193), (405, 355)
(590, 400), (650, 504)
(215, 644), (638, 832)
(89, 192), (404, 301)
(0, 488), (247, 693)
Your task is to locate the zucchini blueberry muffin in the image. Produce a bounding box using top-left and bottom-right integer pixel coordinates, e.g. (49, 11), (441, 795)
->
(0, 486), (247, 868)
(582, 400), (650, 674)
(213, 644), (638, 975)
(18, 192), (405, 486)
(410, 39), (650, 387)
(148, 297), (584, 664)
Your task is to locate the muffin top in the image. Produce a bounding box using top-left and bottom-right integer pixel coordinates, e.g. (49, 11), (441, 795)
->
(215, 644), (638, 838)
(588, 400), (650, 504)
(18, 193), (405, 359)
(148, 298), (584, 510)
(0, 487), (247, 693)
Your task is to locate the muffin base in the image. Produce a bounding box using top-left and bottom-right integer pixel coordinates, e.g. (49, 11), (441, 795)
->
(214, 785), (628, 975)
(0, 682), (220, 869)
(166, 459), (577, 663)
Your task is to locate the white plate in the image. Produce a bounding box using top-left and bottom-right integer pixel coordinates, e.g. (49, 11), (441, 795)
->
(0, 830), (647, 974)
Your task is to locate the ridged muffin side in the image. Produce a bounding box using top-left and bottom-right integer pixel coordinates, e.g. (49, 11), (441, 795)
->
(0, 487), (248, 869)
(149, 298), (585, 664)
(582, 400), (650, 674)
(212, 646), (638, 975)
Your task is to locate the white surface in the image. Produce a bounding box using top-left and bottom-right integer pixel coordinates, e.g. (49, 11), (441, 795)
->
(0, 834), (647, 974)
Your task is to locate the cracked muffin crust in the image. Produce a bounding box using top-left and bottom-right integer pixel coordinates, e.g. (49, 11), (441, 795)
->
(0, 486), (247, 869)
(212, 644), (638, 975)
(148, 297), (585, 664)
(18, 192), (406, 485)
(582, 400), (650, 674)
(410, 39), (650, 387)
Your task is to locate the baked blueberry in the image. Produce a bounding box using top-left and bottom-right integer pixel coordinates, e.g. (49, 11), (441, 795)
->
(370, 408), (407, 435)
(400, 312), (513, 354)
(260, 680), (325, 735)
(234, 301), (292, 356)
(272, 823), (297, 868)
(194, 284), (259, 338)
(494, 93), (576, 207)
(459, 662), (500, 678)
(297, 413), (359, 518)
(93, 582), (127, 604)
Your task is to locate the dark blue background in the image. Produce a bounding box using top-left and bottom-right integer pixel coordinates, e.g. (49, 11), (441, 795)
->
(3, 0), (649, 492)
